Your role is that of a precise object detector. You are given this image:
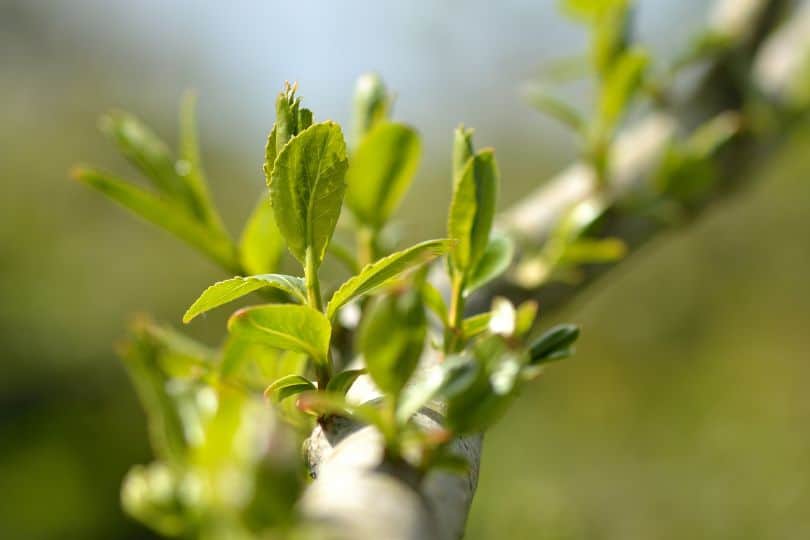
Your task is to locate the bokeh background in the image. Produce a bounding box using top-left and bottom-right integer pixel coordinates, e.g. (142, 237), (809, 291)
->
(2, 1), (809, 538)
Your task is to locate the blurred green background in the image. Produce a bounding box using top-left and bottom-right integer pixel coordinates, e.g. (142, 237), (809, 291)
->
(1, 1), (808, 538)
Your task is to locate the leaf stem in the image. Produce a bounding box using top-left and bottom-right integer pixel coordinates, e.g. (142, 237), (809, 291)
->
(357, 225), (376, 268)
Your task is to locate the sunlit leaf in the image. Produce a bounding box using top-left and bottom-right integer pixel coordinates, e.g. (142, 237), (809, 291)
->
(448, 149), (499, 274)
(358, 292), (426, 397)
(228, 304), (331, 363)
(462, 312), (491, 339)
(183, 274), (306, 323)
(325, 368), (366, 396)
(326, 239), (451, 320)
(396, 355), (478, 425)
(239, 195), (286, 275)
(346, 121), (421, 228)
(268, 122), (348, 266)
(598, 47), (649, 132)
(465, 234), (514, 295)
(265, 374), (316, 402)
(73, 168), (238, 272)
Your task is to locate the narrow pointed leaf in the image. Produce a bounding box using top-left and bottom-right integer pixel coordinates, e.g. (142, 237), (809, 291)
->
(598, 47), (649, 131)
(525, 85), (586, 133)
(268, 122), (348, 266)
(346, 122), (421, 228)
(325, 369), (366, 396)
(448, 150), (499, 274)
(73, 168), (237, 272)
(462, 312), (491, 339)
(265, 374), (315, 402)
(183, 274), (306, 323)
(528, 324), (580, 365)
(100, 110), (201, 218)
(179, 91), (226, 232)
(326, 238), (451, 320)
(465, 234), (514, 295)
(239, 195), (286, 275)
(228, 304), (331, 363)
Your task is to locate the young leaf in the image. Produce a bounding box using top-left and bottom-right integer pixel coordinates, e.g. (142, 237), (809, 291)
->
(528, 324), (580, 365)
(239, 195), (286, 275)
(269, 122), (348, 267)
(358, 291), (426, 398)
(183, 274), (307, 323)
(514, 300), (539, 337)
(421, 282), (449, 326)
(396, 355), (478, 424)
(99, 111), (199, 217)
(525, 85), (586, 134)
(265, 374), (316, 402)
(465, 234), (515, 295)
(178, 91), (227, 232)
(72, 168), (238, 272)
(462, 312), (491, 339)
(351, 73), (390, 145)
(325, 368), (366, 396)
(447, 150), (499, 274)
(346, 121), (421, 229)
(598, 47), (649, 132)
(326, 239), (451, 320)
(228, 304), (331, 363)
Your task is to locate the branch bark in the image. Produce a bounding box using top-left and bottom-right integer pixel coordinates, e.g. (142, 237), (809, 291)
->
(299, 1), (808, 538)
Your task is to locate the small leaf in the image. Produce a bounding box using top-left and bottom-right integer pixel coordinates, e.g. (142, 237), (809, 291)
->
(515, 300), (539, 337)
(396, 355), (478, 424)
(448, 150), (499, 274)
(325, 368), (366, 396)
(73, 168), (238, 272)
(265, 374), (316, 402)
(239, 195), (286, 275)
(183, 274), (306, 323)
(528, 324), (580, 365)
(326, 239), (451, 320)
(358, 292), (426, 398)
(525, 85), (586, 133)
(296, 391), (389, 435)
(598, 47), (649, 132)
(178, 91), (227, 232)
(346, 122), (421, 228)
(465, 234), (514, 295)
(99, 110), (199, 216)
(351, 73), (390, 145)
(462, 312), (491, 339)
(561, 238), (626, 264)
(269, 122), (348, 267)
(228, 304), (332, 363)
(422, 282), (449, 326)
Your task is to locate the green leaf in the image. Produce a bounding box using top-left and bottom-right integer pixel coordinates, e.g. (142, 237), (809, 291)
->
(326, 239), (451, 320)
(462, 312), (491, 339)
(528, 324), (580, 365)
(73, 168), (238, 272)
(178, 91), (227, 232)
(358, 292), (426, 397)
(228, 304), (332, 363)
(265, 374), (315, 402)
(183, 274), (307, 323)
(262, 125), (278, 181)
(325, 368), (366, 395)
(99, 110), (200, 216)
(465, 234), (514, 295)
(448, 150), (499, 274)
(561, 238), (626, 264)
(396, 355), (478, 424)
(268, 122), (348, 267)
(351, 73), (390, 145)
(422, 282), (449, 326)
(525, 85), (586, 134)
(515, 300), (539, 337)
(346, 122), (421, 228)
(452, 125), (475, 183)
(598, 47), (649, 132)
(239, 195), (286, 275)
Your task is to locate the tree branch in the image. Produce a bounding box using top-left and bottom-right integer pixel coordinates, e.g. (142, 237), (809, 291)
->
(300, 1), (808, 538)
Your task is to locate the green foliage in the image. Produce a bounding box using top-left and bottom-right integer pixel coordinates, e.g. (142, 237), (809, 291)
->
(78, 73), (581, 538)
(326, 238), (451, 320)
(346, 121), (421, 229)
(267, 121), (348, 268)
(183, 274), (307, 323)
